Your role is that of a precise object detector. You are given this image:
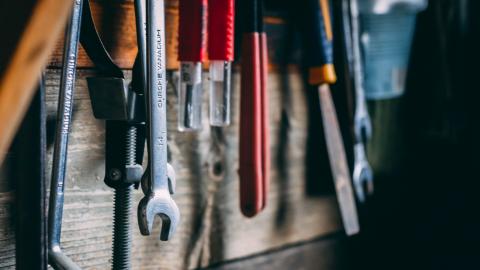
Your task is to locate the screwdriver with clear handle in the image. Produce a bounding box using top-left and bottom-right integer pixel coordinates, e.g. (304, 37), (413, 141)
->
(178, 0), (207, 131)
(208, 0), (235, 126)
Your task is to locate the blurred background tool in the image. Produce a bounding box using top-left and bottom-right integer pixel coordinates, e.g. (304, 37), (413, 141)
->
(239, 0), (270, 217)
(296, 0), (359, 235)
(208, 0), (235, 126)
(177, 0), (207, 131)
(343, 0), (374, 203)
(137, 0), (180, 241)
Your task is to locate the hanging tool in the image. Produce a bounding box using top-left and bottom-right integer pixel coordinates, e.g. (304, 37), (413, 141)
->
(177, 0), (207, 131)
(81, 0), (147, 267)
(343, 0), (374, 203)
(239, 0), (270, 217)
(296, 0), (359, 235)
(47, 1), (83, 269)
(208, 0), (235, 126)
(137, 0), (180, 240)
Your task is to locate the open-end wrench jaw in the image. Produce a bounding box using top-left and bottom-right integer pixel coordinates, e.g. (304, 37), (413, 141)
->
(139, 162), (178, 240)
(137, 190), (180, 241)
(353, 143), (374, 202)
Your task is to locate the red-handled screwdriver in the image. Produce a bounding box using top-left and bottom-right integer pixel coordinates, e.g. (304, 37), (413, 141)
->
(296, 0), (359, 235)
(208, 0), (235, 126)
(178, 0), (208, 131)
(239, 0), (270, 217)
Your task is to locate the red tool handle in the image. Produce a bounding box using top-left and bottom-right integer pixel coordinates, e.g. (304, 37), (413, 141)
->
(178, 0), (207, 62)
(208, 0), (235, 61)
(239, 33), (263, 217)
(260, 33), (269, 210)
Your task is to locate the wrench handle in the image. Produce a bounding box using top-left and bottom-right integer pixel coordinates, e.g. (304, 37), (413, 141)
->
(239, 33), (263, 217)
(146, 0), (168, 191)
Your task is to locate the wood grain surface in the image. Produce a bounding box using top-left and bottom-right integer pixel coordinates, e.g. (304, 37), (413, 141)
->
(0, 0), (344, 268)
(0, 67), (341, 269)
(47, 0), (291, 71)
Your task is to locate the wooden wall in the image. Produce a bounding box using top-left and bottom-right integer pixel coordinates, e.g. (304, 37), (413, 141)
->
(0, 0), (345, 269)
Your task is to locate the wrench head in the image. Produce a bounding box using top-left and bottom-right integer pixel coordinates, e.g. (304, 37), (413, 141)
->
(353, 161), (374, 203)
(137, 190), (180, 241)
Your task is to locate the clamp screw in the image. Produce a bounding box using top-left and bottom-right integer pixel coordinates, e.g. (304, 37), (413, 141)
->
(109, 168), (122, 181)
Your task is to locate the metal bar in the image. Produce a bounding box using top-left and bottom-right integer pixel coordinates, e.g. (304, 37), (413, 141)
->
(47, 1), (83, 269)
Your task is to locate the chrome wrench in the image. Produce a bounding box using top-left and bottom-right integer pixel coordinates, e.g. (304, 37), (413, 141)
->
(345, 0), (374, 202)
(48, 0), (83, 269)
(138, 0), (180, 241)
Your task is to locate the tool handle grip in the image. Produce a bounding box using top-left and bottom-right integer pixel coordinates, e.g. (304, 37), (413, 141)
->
(302, 0), (337, 85)
(178, 0), (207, 62)
(208, 0), (235, 61)
(239, 33), (263, 217)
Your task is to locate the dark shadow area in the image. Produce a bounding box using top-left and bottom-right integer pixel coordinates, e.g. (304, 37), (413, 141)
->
(0, 0), (37, 75)
(11, 81), (48, 269)
(350, 1), (480, 269)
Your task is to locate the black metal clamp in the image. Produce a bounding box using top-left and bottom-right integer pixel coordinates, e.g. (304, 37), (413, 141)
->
(87, 67), (146, 189)
(81, 0), (146, 189)
(79, 0), (147, 268)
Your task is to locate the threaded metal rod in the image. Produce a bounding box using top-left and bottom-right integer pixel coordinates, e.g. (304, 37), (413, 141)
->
(112, 125), (137, 270)
(112, 185), (133, 269)
(126, 126), (137, 165)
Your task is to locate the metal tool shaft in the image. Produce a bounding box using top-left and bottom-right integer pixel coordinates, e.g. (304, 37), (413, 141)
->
(146, 0), (168, 192)
(346, 0), (374, 202)
(138, 0), (180, 241)
(47, 1), (83, 269)
(350, 0), (372, 141)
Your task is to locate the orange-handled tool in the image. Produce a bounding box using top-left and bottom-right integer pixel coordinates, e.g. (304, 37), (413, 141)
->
(296, 0), (360, 235)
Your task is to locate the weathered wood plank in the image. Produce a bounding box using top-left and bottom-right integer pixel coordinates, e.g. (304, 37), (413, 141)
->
(48, 0), (180, 70)
(47, 0), (292, 71)
(0, 66), (341, 269)
(205, 234), (348, 270)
